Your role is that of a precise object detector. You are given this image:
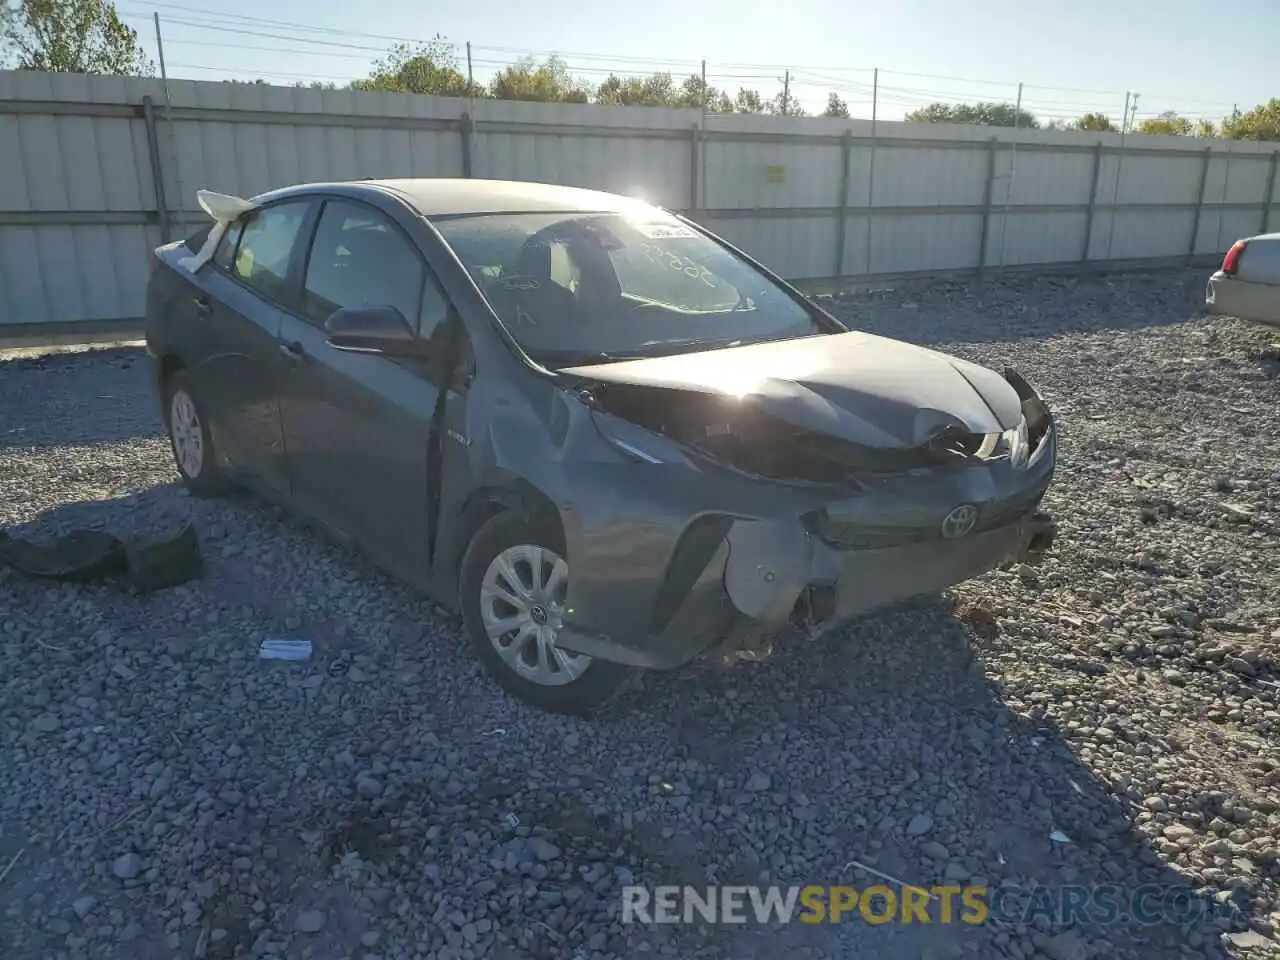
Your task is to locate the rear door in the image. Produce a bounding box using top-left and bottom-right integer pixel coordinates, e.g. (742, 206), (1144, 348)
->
(276, 198), (444, 583)
(192, 200), (313, 495)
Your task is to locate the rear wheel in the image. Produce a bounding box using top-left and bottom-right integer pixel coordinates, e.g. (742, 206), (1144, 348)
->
(164, 370), (228, 497)
(460, 511), (629, 714)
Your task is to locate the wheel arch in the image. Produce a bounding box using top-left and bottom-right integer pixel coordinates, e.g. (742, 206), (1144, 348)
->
(437, 476), (564, 604)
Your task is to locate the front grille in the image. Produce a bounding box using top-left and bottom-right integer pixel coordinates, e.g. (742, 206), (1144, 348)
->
(810, 479), (1050, 551)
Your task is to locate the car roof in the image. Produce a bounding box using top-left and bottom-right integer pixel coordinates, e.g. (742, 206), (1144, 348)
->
(255, 178), (655, 218)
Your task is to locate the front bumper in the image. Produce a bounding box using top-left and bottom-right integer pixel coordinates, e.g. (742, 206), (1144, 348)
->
(553, 427), (1057, 671)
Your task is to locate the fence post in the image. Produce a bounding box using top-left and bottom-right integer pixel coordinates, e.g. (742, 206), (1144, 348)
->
(459, 111), (474, 178)
(1188, 146), (1211, 264)
(1262, 150), (1278, 235)
(976, 136), (998, 279)
(688, 123), (701, 216)
(1080, 141), (1103, 265)
(833, 129), (852, 281)
(141, 95), (171, 244)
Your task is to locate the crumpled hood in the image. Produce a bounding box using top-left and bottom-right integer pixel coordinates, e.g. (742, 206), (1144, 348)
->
(562, 331), (1026, 448)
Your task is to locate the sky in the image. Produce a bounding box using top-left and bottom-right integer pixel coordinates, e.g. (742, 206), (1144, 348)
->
(113, 0), (1280, 124)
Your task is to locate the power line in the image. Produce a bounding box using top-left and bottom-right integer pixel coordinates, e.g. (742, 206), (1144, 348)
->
(118, 3), (1253, 122)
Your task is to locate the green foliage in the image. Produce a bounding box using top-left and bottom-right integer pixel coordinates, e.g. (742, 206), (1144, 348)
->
(1222, 99), (1280, 141)
(489, 55), (591, 103)
(1134, 111), (1192, 136)
(1, 0), (150, 74)
(350, 39), (482, 98)
(1194, 118), (1218, 139)
(680, 75), (733, 112)
(904, 101), (1038, 128)
(595, 71), (674, 107)
(822, 92), (850, 119)
(1073, 112), (1115, 132)
(770, 86), (804, 117)
(733, 87), (765, 114)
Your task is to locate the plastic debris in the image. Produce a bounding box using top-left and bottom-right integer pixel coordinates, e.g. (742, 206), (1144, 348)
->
(505, 812), (520, 828)
(259, 639), (313, 661)
(1049, 830), (1073, 844)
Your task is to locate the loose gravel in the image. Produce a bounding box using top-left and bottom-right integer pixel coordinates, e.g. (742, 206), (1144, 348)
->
(2, 268), (1279, 960)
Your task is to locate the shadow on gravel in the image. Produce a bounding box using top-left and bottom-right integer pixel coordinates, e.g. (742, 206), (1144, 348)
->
(610, 596), (1234, 959)
(829, 270), (1209, 349)
(0, 346), (160, 451)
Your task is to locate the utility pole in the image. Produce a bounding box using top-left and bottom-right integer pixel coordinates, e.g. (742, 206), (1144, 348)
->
(782, 70), (791, 116)
(153, 13), (185, 236)
(997, 81), (1024, 270)
(1107, 92), (1136, 260)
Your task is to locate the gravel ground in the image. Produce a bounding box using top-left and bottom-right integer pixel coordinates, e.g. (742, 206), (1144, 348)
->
(2, 268), (1279, 960)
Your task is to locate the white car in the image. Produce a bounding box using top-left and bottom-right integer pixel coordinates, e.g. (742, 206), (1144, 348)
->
(1206, 233), (1280, 327)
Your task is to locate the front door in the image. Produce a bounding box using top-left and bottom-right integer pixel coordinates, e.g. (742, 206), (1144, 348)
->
(276, 198), (446, 583)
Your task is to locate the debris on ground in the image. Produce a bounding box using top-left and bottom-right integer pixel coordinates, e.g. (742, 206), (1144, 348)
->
(0, 522), (203, 592)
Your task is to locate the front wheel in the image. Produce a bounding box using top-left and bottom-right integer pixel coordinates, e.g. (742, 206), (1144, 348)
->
(459, 511), (629, 714)
(164, 370), (229, 498)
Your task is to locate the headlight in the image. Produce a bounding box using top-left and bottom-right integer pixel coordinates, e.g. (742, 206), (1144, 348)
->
(1004, 419), (1030, 470)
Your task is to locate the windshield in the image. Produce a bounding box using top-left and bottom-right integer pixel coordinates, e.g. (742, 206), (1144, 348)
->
(433, 209), (829, 365)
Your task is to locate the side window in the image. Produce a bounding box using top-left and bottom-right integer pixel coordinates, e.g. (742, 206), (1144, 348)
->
(418, 275), (450, 343)
(230, 203), (309, 303)
(301, 200), (424, 328)
(212, 218), (245, 271)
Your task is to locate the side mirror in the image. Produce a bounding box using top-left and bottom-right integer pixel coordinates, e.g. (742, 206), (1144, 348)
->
(325, 305), (421, 356)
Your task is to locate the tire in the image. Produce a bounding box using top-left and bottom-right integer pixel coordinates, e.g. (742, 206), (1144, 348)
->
(163, 369), (229, 498)
(459, 510), (630, 714)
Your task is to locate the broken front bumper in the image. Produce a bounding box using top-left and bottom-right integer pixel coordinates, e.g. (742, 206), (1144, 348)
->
(553, 429), (1057, 671)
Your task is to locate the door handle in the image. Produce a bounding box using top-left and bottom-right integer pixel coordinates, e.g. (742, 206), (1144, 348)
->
(279, 340), (307, 362)
(193, 295), (212, 317)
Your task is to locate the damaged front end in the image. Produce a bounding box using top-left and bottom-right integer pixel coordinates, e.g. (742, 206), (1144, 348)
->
(532, 334), (1058, 669)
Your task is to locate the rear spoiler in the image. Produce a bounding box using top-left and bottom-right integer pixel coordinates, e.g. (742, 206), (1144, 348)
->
(173, 190), (257, 273)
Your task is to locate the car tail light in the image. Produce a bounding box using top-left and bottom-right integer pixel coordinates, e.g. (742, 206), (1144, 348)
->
(1223, 238), (1248, 275)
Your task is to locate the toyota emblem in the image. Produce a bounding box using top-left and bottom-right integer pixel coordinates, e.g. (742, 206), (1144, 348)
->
(940, 504), (978, 539)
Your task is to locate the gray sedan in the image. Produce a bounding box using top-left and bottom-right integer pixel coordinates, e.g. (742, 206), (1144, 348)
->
(1206, 232), (1280, 327)
(146, 178), (1057, 713)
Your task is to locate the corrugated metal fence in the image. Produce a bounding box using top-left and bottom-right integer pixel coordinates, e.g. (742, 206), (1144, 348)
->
(3, 69), (1279, 333)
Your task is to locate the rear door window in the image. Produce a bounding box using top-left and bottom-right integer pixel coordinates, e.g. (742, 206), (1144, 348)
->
(212, 219), (245, 271)
(230, 202), (310, 304)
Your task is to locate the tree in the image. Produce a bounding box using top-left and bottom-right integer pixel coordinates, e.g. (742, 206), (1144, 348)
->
(1134, 111), (1192, 136)
(1194, 118), (1218, 139)
(733, 87), (766, 114)
(1222, 99), (1280, 141)
(769, 86), (804, 117)
(351, 39), (482, 97)
(679, 74), (733, 112)
(2, 0), (150, 74)
(489, 55), (591, 103)
(595, 71), (679, 107)
(822, 91), (850, 119)
(904, 101), (1038, 128)
(1073, 112), (1116, 132)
